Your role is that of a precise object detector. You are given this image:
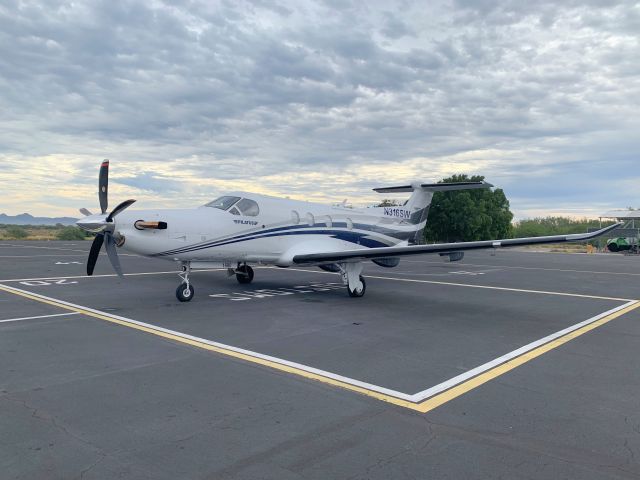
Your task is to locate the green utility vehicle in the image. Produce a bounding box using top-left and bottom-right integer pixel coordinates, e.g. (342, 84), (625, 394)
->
(607, 237), (638, 253)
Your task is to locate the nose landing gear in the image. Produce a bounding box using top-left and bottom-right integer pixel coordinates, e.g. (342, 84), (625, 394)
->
(174, 262), (257, 302)
(176, 262), (194, 302)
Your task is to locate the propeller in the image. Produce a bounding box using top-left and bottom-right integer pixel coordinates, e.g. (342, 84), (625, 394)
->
(76, 160), (136, 278)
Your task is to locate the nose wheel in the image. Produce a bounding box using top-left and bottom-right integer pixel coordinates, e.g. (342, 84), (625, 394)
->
(176, 262), (195, 302)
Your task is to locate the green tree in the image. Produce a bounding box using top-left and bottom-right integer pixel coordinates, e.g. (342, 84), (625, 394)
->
(422, 174), (513, 242)
(56, 226), (87, 241)
(5, 226), (29, 239)
(376, 199), (402, 207)
(512, 217), (614, 238)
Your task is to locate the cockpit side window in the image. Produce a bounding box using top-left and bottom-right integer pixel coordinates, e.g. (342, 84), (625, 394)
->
(235, 198), (260, 216)
(205, 196), (241, 210)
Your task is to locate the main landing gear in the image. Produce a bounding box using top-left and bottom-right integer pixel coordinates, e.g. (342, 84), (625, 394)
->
(340, 262), (366, 298)
(235, 264), (254, 284)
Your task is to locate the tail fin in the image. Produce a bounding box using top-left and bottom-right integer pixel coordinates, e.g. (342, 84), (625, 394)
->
(373, 180), (492, 244)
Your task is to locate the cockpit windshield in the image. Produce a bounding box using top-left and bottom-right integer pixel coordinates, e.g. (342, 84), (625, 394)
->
(205, 196), (241, 210)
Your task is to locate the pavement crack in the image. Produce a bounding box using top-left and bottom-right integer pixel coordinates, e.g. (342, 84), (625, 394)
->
(5, 395), (110, 467)
(418, 417), (640, 478)
(623, 438), (636, 464)
(78, 454), (107, 480)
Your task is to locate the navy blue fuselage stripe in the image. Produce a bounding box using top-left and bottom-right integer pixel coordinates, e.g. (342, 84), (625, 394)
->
(156, 223), (318, 256)
(152, 228), (392, 257)
(159, 222), (341, 256)
(154, 221), (416, 257)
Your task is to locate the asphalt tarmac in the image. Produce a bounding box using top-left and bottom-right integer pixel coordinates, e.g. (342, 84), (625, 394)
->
(2, 241), (640, 479)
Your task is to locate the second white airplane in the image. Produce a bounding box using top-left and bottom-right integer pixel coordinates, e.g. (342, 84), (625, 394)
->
(77, 161), (619, 302)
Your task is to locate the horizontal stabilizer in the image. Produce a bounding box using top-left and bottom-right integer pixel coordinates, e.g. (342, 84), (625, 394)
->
(374, 181), (492, 194)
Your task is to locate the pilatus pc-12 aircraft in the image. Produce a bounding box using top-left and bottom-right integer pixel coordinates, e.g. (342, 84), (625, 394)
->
(76, 160), (619, 302)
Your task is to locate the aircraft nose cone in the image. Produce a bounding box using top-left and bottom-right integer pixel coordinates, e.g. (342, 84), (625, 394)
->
(76, 218), (91, 230)
(76, 214), (110, 232)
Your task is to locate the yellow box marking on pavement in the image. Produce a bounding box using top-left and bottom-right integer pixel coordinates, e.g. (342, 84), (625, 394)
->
(413, 300), (640, 413)
(1, 282), (638, 414)
(0, 283), (417, 410)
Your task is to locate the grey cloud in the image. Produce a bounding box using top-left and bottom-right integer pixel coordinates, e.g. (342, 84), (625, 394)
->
(0, 0), (638, 217)
(114, 172), (183, 193)
(380, 11), (414, 39)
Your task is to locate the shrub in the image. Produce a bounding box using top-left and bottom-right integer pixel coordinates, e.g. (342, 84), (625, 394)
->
(5, 226), (29, 239)
(56, 226), (87, 241)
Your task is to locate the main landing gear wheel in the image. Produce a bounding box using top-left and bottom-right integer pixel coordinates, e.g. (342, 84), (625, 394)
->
(348, 275), (366, 297)
(176, 283), (194, 302)
(236, 265), (254, 284)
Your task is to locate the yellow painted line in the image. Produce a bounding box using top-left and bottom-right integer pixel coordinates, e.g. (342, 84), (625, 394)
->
(0, 283), (418, 409)
(1, 282), (638, 414)
(413, 300), (640, 413)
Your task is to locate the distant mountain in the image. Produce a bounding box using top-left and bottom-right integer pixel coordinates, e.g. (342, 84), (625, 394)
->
(0, 213), (78, 226)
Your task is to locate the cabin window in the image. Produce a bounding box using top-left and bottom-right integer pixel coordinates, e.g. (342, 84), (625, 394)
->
(306, 213), (315, 226)
(205, 196), (241, 210)
(235, 198), (260, 216)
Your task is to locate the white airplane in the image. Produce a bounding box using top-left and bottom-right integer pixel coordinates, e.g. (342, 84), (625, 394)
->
(77, 160), (619, 302)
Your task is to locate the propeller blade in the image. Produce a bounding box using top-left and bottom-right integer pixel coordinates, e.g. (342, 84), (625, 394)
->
(79, 208), (93, 217)
(104, 233), (124, 278)
(99, 159), (109, 214)
(87, 233), (104, 276)
(106, 199), (136, 222)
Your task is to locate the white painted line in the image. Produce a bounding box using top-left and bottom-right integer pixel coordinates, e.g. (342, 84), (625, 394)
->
(0, 283), (417, 401)
(407, 300), (639, 402)
(0, 253), (140, 258)
(0, 244), (89, 253)
(365, 275), (634, 302)
(0, 268), (225, 283)
(0, 312), (80, 324)
(402, 259), (640, 277)
(4, 282), (637, 406)
(0, 254), (88, 258)
(281, 267), (635, 302)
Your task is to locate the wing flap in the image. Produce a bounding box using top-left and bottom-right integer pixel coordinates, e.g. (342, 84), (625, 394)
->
(292, 223), (621, 265)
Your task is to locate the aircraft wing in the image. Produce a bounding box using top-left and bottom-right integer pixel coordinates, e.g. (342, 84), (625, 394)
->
(292, 223), (621, 265)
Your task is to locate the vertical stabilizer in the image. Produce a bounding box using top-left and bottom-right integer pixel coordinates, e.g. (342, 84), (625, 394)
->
(373, 181), (492, 244)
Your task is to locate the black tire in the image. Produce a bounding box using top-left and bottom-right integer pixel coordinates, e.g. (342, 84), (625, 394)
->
(236, 265), (254, 284)
(176, 283), (194, 302)
(607, 242), (619, 252)
(348, 275), (366, 297)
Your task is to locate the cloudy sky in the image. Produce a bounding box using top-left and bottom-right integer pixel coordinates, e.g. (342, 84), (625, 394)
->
(0, 0), (638, 219)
